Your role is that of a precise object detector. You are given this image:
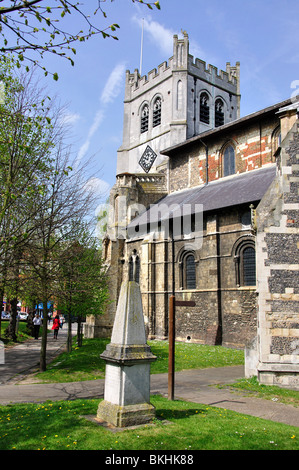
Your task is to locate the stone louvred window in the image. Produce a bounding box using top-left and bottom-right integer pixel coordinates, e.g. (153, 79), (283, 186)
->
(215, 98), (224, 127)
(141, 104), (149, 133)
(153, 97), (162, 127)
(200, 92), (210, 124)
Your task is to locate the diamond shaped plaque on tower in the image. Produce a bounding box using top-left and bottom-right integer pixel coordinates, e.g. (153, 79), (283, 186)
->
(139, 146), (157, 173)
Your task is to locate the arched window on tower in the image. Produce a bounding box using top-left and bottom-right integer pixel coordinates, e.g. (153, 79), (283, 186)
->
(141, 104), (149, 133)
(215, 98), (224, 127)
(153, 97), (162, 127)
(200, 92), (210, 124)
(223, 144), (235, 177)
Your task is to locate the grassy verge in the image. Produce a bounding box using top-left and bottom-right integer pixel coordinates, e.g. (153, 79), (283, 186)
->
(0, 321), (35, 346)
(224, 376), (299, 407)
(30, 338), (244, 383)
(0, 395), (297, 450)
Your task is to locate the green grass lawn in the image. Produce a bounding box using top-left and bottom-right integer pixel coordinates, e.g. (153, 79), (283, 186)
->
(0, 321), (34, 346)
(30, 338), (245, 383)
(0, 395), (297, 450)
(1, 335), (298, 451)
(223, 376), (299, 407)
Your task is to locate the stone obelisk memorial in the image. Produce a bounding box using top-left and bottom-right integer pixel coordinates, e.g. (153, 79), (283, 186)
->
(97, 275), (157, 428)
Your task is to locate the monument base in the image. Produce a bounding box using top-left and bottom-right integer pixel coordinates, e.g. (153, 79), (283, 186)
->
(97, 400), (156, 428)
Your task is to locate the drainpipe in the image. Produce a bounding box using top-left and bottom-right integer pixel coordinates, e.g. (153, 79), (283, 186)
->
(259, 121), (262, 167)
(200, 139), (209, 184)
(215, 215), (223, 345)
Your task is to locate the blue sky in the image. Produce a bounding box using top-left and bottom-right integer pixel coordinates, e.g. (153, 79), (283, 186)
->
(37, 0), (299, 217)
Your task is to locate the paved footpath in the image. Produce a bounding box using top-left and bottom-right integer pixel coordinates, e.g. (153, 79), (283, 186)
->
(0, 327), (298, 428)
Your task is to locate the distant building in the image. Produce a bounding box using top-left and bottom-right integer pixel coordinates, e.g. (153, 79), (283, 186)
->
(85, 34), (299, 389)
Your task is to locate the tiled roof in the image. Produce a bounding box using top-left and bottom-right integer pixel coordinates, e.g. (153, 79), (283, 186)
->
(127, 165), (276, 235)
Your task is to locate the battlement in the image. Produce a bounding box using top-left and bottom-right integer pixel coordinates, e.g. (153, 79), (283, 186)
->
(125, 33), (240, 97)
(125, 57), (173, 96)
(189, 56), (239, 87)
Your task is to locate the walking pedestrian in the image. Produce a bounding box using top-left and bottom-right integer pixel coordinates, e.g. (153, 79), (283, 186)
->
(52, 314), (60, 340)
(33, 313), (42, 340)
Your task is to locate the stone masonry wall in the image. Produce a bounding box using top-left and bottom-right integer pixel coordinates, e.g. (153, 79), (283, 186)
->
(127, 207), (257, 348)
(251, 119), (299, 389)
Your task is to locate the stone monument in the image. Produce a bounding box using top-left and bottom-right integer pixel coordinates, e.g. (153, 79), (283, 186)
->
(97, 276), (157, 427)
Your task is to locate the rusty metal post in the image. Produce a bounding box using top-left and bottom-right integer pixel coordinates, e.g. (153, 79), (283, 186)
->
(168, 295), (175, 400)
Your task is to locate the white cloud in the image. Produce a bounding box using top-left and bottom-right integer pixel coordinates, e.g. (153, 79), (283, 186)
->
(60, 111), (80, 126)
(85, 176), (110, 197)
(143, 18), (174, 56)
(76, 63), (126, 164)
(132, 15), (208, 64)
(88, 109), (105, 140)
(100, 63), (127, 105)
(77, 140), (90, 163)
(132, 15), (174, 56)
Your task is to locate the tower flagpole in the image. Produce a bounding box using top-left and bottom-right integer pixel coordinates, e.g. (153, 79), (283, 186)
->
(140, 18), (144, 76)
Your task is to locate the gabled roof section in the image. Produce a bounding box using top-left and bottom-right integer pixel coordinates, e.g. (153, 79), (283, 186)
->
(127, 165), (277, 234)
(161, 98), (292, 156)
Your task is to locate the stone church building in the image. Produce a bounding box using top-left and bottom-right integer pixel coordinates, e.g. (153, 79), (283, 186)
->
(85, 34), (299, 388)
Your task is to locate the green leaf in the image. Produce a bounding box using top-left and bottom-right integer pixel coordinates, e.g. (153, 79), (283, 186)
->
(53, 73), (59, 81)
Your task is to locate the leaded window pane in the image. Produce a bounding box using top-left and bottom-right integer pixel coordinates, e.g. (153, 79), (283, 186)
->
(224, 145), (235, 176)
(186, 254), (196, 289)
(243, 247), (256, 286)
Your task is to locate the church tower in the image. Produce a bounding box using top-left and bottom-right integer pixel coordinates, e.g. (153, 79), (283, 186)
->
(116, 32), (240, 177)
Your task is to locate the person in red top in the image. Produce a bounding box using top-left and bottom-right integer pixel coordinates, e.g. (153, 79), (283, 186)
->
(52, 314), (60, 340)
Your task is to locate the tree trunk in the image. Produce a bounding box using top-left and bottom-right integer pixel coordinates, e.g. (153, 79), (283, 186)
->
(0, 291), (3, 339)
(6, 297), (18, 342)
(77, 315), (82, 347)
(67, 306), (72, 353)
(40, 299), (49, 372)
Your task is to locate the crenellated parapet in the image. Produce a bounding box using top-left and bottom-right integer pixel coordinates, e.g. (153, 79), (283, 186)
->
(124, 33), (239, 102)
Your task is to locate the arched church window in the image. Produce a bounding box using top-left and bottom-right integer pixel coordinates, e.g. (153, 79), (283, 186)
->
(223, 144), (235, 177)
(200, 92), (210, 124)
(180, 252), (196, 290)
(129, 252), (140, 283)
(141, 104), (149, 133)
(234, 238), (256, 287)
(242, 247), (256, 286)
(153, 97), (162, 127)
(215, 98), (224, 127)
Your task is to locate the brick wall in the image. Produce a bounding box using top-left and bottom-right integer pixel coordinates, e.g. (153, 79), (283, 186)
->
(169, 116), (279, 192)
